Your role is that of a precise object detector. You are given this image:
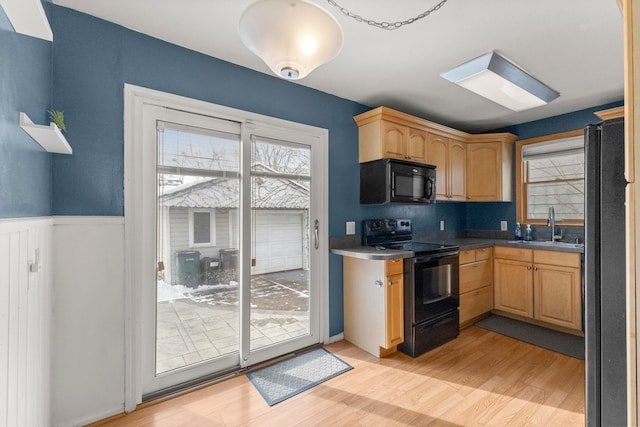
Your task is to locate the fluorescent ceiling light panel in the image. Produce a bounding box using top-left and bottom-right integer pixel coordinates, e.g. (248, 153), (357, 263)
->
(441, 52), (559, 112)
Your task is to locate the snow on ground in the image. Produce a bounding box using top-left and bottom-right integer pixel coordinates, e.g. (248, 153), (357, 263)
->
(157, 280), (187, 302)
(157, 279), (238, 302)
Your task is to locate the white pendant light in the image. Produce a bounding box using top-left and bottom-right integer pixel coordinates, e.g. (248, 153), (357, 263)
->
(238, 0), (344, 80)
(441, 51), (560, 112)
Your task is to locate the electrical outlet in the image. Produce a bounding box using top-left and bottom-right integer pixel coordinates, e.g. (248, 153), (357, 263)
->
(440, 220), (445, 231)
(346, 221), (356, 235)
(500, 221), (508, 231)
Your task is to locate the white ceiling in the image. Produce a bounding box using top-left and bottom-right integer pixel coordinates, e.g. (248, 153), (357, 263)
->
(52, 0), (624, 133)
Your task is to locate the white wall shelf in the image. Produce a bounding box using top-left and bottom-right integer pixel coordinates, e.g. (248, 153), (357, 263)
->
(0, 0), (53, 41)
(19, 112), (72, 155)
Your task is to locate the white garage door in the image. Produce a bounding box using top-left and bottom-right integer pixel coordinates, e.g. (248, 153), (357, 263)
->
(252, 211), (304, 275)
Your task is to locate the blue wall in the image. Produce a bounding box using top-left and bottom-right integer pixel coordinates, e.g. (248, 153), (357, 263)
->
(50, 6), (372, 221)
(44, 4), (624, 336)
(503, 101), (623, 140)
(48, 6), (474, 335)
(466, 100), (624, 231)
(0, 5), (53, 217)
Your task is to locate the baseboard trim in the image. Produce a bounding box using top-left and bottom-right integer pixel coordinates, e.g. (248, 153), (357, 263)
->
(67, 407), (126, 427)
(327, 333), (344, 344)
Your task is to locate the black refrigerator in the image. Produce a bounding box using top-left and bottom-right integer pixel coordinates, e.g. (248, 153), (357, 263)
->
(585, 117), (627, 427)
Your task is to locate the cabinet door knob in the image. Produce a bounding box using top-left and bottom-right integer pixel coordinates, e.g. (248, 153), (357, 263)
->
(533, 267), (538, 271)
(527, 265), (532, 270)
(388, 281), (393, 286)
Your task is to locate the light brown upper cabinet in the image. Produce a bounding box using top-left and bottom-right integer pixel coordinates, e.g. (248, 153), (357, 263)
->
(354, 107), (516, 202)
(466, 134), (516, 202)
(357, 115), (427, 163)
(355, 107), (465, 165)
(379, 120), (407, 160)
(426, 133), (467, 201)
(407, 127), (428, 163)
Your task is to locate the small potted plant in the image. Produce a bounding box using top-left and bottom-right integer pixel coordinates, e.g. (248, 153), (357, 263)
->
(47, 109), (66, 132)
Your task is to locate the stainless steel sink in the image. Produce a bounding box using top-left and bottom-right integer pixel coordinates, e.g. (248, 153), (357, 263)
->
(507, 240), (584, 249)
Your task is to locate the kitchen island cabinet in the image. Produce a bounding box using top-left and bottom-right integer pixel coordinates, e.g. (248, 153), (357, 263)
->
(493, 246), (583, 333)
(459, 247), (493, 327)
(343, 257), (404, 357)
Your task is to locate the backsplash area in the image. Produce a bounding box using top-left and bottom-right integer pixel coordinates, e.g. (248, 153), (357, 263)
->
(330, 228), (585, 248)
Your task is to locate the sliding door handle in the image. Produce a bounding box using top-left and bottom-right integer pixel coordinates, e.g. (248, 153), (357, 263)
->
(314, 219), (319, 250)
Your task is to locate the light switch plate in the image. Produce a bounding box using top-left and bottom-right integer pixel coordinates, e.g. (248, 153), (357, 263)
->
(346, 221), (356, 235)
(440, 220), (445, 231)
(500, 221), (508, 231)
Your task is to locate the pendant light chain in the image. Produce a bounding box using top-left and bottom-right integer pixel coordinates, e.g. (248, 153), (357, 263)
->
(326, 0), (449, 30)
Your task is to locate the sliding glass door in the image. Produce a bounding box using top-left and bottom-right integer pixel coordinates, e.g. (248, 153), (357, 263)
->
(137, 102), (324, 397)
(246, 135), (315, 363)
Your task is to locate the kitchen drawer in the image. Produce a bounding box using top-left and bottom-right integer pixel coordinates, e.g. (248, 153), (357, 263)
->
(459, 249), (476, 265)
(460, 260), (492, 293)
(460, 285), (493, 324)
(386, 258), (404, 276)
(534, 250), (581, 268)
(475, 247), (491, 261)
(494, 245), (533, 262)
(460, 247), (492, 265)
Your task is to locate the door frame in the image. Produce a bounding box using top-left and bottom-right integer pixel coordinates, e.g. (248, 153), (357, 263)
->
(123, 84), (329, 411)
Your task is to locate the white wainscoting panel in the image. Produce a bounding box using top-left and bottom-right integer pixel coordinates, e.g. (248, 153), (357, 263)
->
(0, 218), (52, 427)
(51, 217), (125, 427)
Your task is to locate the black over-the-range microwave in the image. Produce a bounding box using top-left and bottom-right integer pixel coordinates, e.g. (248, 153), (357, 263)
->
(360, 158), (437, 204)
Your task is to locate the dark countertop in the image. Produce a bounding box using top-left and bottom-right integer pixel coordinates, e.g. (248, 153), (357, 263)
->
(331, 237), (584, 260)
(447, 238), (584, 253)
(330, 246), (414, 261)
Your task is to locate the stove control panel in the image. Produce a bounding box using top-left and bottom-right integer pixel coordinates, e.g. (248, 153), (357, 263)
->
(362, 218), (412, 246)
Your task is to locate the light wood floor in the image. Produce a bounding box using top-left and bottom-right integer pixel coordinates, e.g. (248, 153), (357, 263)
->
(94, 326), (585, 426)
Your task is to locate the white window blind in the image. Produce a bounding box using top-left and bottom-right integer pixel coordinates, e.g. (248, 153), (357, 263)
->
(523, 134), (585, 222)
(522, 135), (584, 160)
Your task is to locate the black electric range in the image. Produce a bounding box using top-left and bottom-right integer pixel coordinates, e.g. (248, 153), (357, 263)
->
(362, 218), (460, 357)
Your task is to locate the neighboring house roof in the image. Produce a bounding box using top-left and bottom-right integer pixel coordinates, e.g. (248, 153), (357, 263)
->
(159, 165), (309, 209)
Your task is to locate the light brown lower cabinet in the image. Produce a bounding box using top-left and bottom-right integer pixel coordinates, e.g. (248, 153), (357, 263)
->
(493, 246), (582, 332)
(343, 257), (404, 357)
(459, 247), (493, 327)
(493, 247), (534, 318)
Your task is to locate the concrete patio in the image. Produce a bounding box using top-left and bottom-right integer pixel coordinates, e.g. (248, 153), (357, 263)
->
(156, 269), (310, 373)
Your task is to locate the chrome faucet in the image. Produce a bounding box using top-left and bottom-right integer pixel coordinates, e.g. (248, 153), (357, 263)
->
(547, 206), (562, 241)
